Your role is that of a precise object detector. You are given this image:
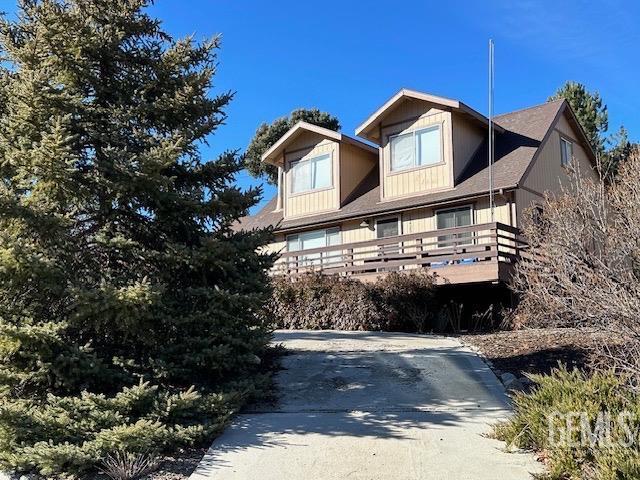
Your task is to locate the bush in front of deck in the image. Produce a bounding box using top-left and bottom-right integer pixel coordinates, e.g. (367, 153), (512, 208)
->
(268, 271), (438, 332)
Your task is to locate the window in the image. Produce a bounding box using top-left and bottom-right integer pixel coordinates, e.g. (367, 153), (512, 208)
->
(290, 153), (332, 193)
(376, 217), (400, 239)
(560, 137), (573, 167)
(390, 125), (441, 172)
(436, 206), (472, 248)
(286, 228), (340, 266)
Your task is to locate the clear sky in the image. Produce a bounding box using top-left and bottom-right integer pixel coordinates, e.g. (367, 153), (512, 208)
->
(5, 1), (640, 212)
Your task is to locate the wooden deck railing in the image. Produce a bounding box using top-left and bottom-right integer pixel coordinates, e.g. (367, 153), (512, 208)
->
(271, 222), (527, 278)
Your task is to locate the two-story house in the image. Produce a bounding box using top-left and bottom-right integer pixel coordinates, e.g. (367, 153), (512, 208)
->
(237, 89), (596, 285)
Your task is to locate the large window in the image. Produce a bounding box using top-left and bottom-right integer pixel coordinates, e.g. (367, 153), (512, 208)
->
(436, 206), (472, 248)
(560, 137), (574, 167)
(390, 125), (441, 172)
(286, 228), (340, 267)
(290, 153), (332, 194)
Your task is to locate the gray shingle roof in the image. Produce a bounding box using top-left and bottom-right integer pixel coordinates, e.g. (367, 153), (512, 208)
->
(237, 99), (567, 233)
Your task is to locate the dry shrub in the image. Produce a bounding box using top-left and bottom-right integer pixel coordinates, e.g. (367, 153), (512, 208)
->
(513, 148), (640, 379)
(268, 270), (438, 332)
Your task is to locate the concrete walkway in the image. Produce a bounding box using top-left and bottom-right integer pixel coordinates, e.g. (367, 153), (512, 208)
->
(190, 331), (541, 480)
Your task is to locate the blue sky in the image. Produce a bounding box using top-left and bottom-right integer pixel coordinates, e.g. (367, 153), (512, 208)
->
(5, 1), (640, 212)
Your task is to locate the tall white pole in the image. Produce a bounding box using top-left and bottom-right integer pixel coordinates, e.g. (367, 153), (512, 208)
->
(488, 39), (495, 223)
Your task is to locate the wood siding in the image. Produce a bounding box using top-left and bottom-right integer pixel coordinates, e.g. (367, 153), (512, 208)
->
(380, 100), (453, 200)
(270, 194), (514, 256)
(283, 136), (339, 218)
(516, 110), (597, 223)
(452, 113), (485, 182)
(520, 112), (596, 198)
(339, 143), (376, 205)
(261, 233), (286, 255)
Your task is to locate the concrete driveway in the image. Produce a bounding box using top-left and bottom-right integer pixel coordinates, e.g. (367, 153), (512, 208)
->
(190, 331), (541, 480)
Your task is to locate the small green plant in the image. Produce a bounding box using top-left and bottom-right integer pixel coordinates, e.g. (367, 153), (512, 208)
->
(494, 366), (640, 480)
(101, 451), (159, 480)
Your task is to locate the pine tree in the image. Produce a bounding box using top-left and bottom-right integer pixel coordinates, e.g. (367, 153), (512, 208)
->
(0, 0), (274, 475)
(244, 108), (340, 184)
(549, 81), (608, 154)
(603, 125), (635, 180)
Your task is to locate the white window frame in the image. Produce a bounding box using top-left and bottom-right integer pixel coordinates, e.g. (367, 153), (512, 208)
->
(289, 152), (333, 195)
(286, 227), (341, 252)
(560, 136), (574, 167)
(374, 215), (402, 239)
(388, 124), (443, 173)
(286, 227), (341, 268)
(435, 205), (474, 248)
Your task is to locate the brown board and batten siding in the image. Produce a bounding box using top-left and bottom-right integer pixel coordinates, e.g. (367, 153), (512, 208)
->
(451, 112), (485, 182)
(516, 110), (597, 219)
(240, 92), (598, 285)
(339, 143), (376, 205)
(283, 133), (339, 218)
(380, 100), (453, 200)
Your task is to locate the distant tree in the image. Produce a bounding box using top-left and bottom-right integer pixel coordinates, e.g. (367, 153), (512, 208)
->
(245, 108), (340, 184)
(603, 125), (635, 180)
(549, 81), (608, 154)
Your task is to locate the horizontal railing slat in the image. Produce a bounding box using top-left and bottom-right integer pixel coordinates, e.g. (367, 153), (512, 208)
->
(271, 222), (527, 277)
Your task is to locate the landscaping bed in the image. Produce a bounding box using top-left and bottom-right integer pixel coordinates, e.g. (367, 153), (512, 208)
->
(459, 327), (617, 378)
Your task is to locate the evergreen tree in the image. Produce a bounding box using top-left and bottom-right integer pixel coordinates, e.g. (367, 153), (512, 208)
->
(603, 125), (636, 180)
(244, 108), (340, 184)
(549, 81), (608, 154)
(0, 0), (274, 475)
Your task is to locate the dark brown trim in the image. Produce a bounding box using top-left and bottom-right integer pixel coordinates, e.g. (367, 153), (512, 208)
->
(519, 185), (545, 198)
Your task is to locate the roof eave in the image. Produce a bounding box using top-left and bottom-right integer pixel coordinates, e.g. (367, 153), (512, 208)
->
(261, 121), (342, 165)
(355, 88), (503, 144)
(272, 186), (518, 234)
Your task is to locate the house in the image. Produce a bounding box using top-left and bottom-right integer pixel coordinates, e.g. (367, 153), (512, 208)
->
(237, 89), (597, 285)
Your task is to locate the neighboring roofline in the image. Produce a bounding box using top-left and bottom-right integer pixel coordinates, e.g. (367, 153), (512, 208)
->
(355, 88), (504, 143)
(261, 121), (377, 165)
(517, 100), (597, 187)
(271, 186), (518, 234)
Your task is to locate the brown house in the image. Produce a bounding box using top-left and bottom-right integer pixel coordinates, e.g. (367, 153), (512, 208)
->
(237, 89), (596, 285)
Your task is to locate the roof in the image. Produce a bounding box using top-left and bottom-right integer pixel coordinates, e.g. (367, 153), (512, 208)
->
(261, 121), (378, 165)
(237, 98), (580, 234)
(355, 88), (504, 144)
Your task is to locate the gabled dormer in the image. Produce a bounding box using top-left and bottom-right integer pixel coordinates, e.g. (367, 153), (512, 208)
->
(356, 89), (503, 201)
(261, 122), (377, 219)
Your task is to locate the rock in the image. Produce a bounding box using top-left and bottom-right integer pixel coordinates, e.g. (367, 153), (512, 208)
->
(519, 376), (533, 386)
(505, 378), (524, 392)
(500, 372), (524, 392)
(499, 372), (517, 385)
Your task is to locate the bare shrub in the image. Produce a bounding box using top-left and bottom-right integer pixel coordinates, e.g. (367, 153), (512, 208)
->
(100, 451), (159, 480)
(513, 148), (640, 379)
(268, 271), (438, 332)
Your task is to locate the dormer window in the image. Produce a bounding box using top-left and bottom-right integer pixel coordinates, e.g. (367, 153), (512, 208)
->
(390, 125), (442, 172)
(290, 153), (332, 194)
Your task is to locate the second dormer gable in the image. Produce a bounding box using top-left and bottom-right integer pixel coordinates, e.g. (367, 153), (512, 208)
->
(356, 89), (499, 201)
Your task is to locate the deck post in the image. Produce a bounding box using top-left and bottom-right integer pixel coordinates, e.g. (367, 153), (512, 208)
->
(346, 247), (354, 274)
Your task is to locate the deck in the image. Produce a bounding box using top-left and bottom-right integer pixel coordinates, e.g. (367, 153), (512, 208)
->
(271, 222), (526, 285)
